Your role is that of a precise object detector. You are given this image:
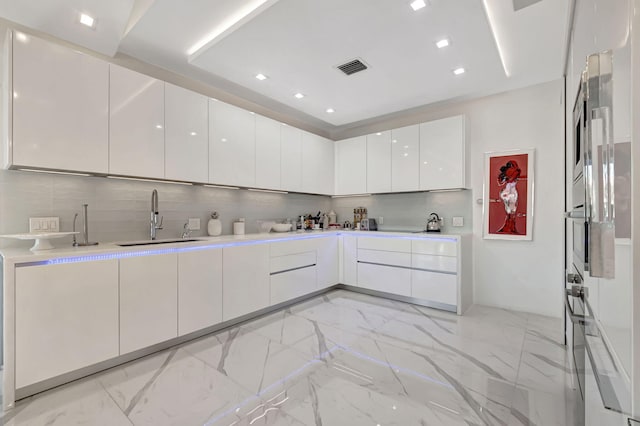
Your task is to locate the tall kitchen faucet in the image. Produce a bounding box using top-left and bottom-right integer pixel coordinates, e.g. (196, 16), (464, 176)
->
(150, 189), (163, 240)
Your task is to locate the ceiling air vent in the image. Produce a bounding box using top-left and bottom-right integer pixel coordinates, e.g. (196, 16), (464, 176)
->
(512, 0), (542, 11)
(337, 59), (368, 76)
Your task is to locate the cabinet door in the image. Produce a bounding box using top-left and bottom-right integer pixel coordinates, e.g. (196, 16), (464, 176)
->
(357, 263), (411, 296)
(366, 131), (392, 193)
(178, 248), (223, 336)
(120, 254), (177, 354)
(391, 124), (420, 192)
(165, 83), (208, 183)
(255, 114), (281, 189)
(342, 235), (358, 285)
(12, 33), (109, 173)
(15, 260), (118, 388)
(411, 270), (457, 306)
(419, 115), (465, 190)
(281, 125), (303, 192)
(316, 237), (339, 288)
(335, 136), (367, 195)
(302, 132), (334, 195)
(223, 244), (270, 321)
(109, 64), (165, 178)
(209, 100), (256, 187)
(271, 266), (317, 305)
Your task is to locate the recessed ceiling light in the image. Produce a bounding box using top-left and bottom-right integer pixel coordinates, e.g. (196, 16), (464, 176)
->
(410, 0), (426, 11)
(376, 133), (382, 136)
(294, 93), (304, 99)
(326, 108), (335, 113)
(190, 132), (197, 136)
(436, 39), (449, 49)
(155, 124), (163, 129)
(453, 67), (465, 75)
(255, 73), (267, 81)
(79, 13), (95, 28)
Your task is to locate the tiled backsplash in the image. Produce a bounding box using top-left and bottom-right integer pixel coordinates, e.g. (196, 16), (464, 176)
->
(0, 170), (331, 248)
(331, 190), (472, 233)
(0, 169), (472, 249)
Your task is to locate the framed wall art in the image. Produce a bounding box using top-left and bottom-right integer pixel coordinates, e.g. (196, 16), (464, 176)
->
(483, 148), (535, 240)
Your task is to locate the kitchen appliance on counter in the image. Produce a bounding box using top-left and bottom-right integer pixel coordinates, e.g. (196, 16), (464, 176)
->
(361, 218), (377, 231)
(426, 213), (443, 233)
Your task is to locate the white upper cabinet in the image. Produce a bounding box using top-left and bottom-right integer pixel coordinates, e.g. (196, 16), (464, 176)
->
(302, 132), (334, 195)
(109, 65), (165, 179)
(209, 100), (256, 187)
(255, 114), (281, 189)
(391, 124), (420, 192)
(281, 125), (303, 192)
(335, 136), (366, 195)
(11, 33), (109, 173)
(366, 131), (392, 193)
(164, 84), (208, 183)
(419, 115), (466, 190)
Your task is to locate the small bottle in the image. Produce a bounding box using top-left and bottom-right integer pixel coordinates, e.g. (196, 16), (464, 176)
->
(322, 214), (329, 230)
(207, 212), (222, 236)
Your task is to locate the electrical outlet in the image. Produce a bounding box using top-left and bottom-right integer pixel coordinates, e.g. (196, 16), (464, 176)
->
(378, 216), (384, 225)
(452, 216), (464, 227)
(188, 218), (200, 230)
(29, 217), (59, 232)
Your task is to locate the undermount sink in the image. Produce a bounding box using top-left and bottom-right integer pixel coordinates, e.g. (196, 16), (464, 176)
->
(116, 238), (200, 247)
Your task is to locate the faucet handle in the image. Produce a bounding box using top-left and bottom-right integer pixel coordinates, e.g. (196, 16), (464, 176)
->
(158, 215), (164, 229)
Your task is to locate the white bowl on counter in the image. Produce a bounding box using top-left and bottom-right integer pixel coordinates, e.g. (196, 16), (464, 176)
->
(271, 223), (292, 232)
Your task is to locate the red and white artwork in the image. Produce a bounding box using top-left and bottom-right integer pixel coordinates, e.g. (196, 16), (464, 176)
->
(484, 149), (534, 240)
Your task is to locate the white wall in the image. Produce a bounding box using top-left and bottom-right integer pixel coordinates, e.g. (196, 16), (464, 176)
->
(468, 81), (564, 318)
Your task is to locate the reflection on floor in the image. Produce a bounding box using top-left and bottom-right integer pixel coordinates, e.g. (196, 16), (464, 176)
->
(0, 290), (576, 425)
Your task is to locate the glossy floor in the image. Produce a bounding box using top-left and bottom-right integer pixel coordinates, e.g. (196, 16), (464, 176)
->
(0, 290), (576, 425)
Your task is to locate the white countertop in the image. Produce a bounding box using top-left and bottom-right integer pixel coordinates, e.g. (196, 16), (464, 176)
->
(0, 230), (466, 264)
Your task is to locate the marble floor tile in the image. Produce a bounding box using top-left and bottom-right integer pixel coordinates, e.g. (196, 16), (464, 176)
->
(182, 327), (312, 396)
(1, 378), (132, 426)
(1, 290), (575, 426)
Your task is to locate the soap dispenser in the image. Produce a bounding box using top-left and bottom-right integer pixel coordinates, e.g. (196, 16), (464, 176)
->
(207, 212), (222, 236)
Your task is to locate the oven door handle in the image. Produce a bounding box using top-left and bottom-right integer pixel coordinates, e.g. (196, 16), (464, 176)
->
(564, 210), (586, 219)
(565, 286), (593, 325)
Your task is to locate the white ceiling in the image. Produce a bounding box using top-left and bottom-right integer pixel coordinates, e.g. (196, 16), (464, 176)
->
(0, 0), (570, 134)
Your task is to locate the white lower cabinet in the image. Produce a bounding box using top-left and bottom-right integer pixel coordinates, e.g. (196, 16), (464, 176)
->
(223, 244), (270, 321)
(342, 235), (358, 285)
(270, 266), (317, 305)
(15, 260), (119, 388)
(411, 270), (457, 306)
(178, 248), (223, 336)
(357, 262), (412, 297)
(120, 254), (178, 354)
(316, 237), (339, 288)
(350, 234), (468, 313)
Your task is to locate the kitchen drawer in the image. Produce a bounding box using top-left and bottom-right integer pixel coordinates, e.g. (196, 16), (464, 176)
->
(411, 253), (457, 273)
(411, 238), (457, 256)
(358, 236), (411, 253)
(270, 265), (317, 305)
(357, 262), (411, 297)
(270, 251), (316, 274)
(270, 238), (316, 257)
(358, 248), (411, 268)
(411, 270), (457, 306)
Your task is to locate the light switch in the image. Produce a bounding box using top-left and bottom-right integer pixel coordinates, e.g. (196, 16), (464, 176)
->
(29, 217), (60, 233)
(452, 216), (464, 227)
